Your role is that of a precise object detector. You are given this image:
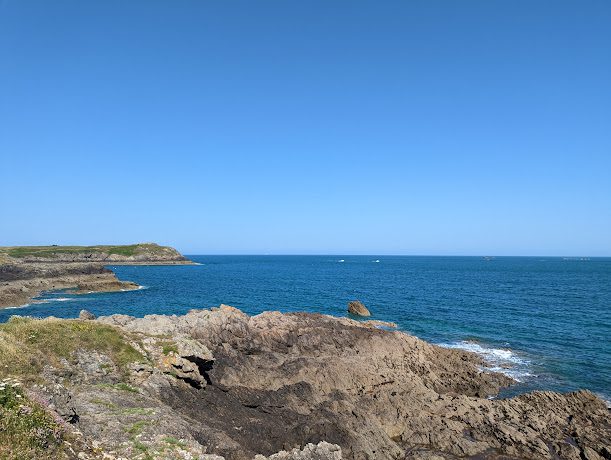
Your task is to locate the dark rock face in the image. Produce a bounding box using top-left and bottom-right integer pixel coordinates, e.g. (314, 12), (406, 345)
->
(0, 262), (111, 283)
(347, 300), (370, 316)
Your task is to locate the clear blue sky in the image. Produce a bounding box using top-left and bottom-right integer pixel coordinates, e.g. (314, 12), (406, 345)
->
(1, 1), (610, 255)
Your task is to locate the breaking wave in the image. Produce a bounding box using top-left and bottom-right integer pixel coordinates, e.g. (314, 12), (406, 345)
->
(437, 340), (533, 382)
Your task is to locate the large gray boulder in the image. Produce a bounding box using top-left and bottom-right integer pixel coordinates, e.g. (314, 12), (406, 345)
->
(79, 309), (96, 320)
(347, 300), (371, 316)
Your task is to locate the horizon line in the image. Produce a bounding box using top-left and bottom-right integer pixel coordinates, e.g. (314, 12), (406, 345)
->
(181, 253), (610, 258)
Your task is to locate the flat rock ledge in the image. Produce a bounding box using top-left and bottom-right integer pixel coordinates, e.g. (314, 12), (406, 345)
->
(10, 305), (611, 459)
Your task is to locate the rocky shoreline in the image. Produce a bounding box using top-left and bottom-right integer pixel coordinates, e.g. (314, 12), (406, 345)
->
(0, 263), (141, 308)
(0, 243), (193, 308)
(0, 305), (608, 459)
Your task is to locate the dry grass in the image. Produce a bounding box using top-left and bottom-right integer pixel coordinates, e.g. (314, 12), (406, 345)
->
(0, 316), (145, 382)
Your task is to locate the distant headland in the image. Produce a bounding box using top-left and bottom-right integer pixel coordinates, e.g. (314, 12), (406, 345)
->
(0, 243), (193, 308)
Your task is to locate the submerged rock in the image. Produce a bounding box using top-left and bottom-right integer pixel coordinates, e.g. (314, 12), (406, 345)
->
(347, 300), (370, 316)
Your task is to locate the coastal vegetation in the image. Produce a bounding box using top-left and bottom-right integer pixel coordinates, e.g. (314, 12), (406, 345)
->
(0, 316), (145, 382)
(0, 243), (179, 260)
(0, 380), (73, 460)
(0, 318), (151, 458)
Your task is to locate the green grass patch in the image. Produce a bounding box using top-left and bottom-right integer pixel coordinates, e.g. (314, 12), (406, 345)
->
(126, 421), (154, 459)
(95, 382), (140, 393)
(159, 340), (179, 356)
(0, 317), (146, 382)
(163, 436), (187, 448)
(120, 407), (155, 416)
(125, 420), (150, 436)
(132, 438), (153, 459)
(0, 243), (167, 259)
(90, 398), (118, 409)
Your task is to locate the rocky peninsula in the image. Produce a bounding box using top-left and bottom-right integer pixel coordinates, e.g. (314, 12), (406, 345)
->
(0, 244), (194, 308)
(0, 305), (608, 459)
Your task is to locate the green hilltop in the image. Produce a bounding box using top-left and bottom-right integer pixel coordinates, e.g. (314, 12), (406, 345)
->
(0, 243), (176, 259)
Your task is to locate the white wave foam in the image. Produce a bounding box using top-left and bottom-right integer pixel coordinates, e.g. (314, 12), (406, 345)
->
(338, 259), (345, 262)
(120, 285), (146, 292)
(595, 393), (611, 408)
(5, 303), (30, 309)
(484, 366), (534, 381)
(33, 297), (75, 304)
(437, 340), (532, 382)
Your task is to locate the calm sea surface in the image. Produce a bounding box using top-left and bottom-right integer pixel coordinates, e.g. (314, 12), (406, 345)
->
(2, 256), (610, 402)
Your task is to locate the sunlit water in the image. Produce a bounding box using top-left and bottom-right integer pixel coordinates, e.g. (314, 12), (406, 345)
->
(2, 256), (609, 402)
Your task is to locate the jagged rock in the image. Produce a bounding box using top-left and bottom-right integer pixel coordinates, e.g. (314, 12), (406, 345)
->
(39, 383), (79, 424)
(161, 335), (214, 389)
(347, 300), (370, 316)
(7, 306), (609, 459)
(96, 306), (610, 459)
(254, 442), (342, 459)
(79, 309), (96, 320)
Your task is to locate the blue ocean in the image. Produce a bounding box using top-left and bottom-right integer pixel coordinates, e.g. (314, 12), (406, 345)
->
(2, 256), (610, 403)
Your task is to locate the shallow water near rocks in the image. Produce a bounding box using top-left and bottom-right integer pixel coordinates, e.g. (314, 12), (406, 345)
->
(2, 255), (610, 402)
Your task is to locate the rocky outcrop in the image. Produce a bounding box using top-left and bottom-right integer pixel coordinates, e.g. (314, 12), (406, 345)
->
(0, 243), (193, 308)
(347, 300), (370, 316)
(79, 310), (96, 320)
(1, 305), (608, 458)
(8, 305), (602, 460)
(255, 442), (342, 460)
(0, 262), (139, 308)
